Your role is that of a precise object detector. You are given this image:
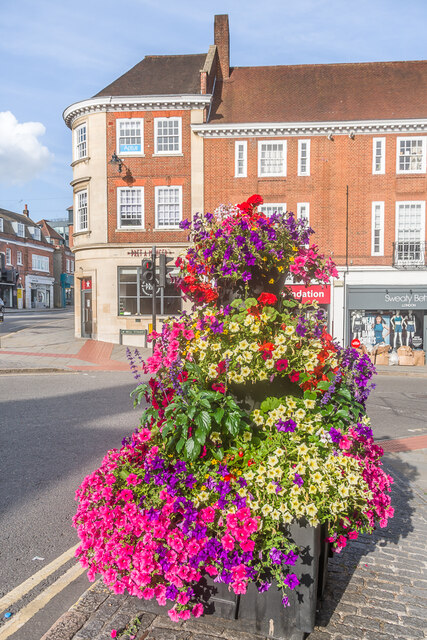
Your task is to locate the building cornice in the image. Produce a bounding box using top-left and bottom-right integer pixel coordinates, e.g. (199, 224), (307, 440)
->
(0, 236), (55, 252)
(63, 95), (212, 128)
(192, 118), (427, 138)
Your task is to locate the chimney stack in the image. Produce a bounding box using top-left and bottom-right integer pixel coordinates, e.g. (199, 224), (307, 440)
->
(23, 204), (29, 217)
(214, 14), (230, 81)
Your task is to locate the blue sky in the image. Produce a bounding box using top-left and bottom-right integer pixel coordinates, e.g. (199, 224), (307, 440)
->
(1, 0), (427, 222)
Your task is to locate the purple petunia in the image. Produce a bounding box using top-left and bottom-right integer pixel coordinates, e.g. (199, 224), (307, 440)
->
(284, 573), (299, 590)
(283, 550), (298, 566)
(242, 271), (252, 282)
(293, 473), (304, 488)
(276, 418), (297, 433)
(269, 548), (282, 565)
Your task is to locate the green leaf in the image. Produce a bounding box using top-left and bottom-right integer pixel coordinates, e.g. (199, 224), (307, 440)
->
(213, 447), (224, 461)
(316, 381), (331, 391)
(195, 427), (207, 445)
(213, 407), (225, 424)
(161, 422), (174, 438)
(176, 438), (186, 453)
(187, 406), (196, 419)
(225, 413), (242, 436)
(194, 411), (211, 432)
(244, 298), (258, 308)
(185, 438), (196, 457)
(198, 398), (212, 410)
(281, 299), (297, 308)
(335, 409), (350, 420)
(119, 470), (130, 481)
(260, 397), (281, 413)
(337, 388), (352, 401)
(230, 298), (243, 308)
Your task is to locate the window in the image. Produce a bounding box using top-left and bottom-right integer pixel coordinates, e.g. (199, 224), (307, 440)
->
(298, 140), (310, 176)
(297, 203), (310, 223)
(117, 187), (144, 228)
(116, 118), (144, 155)
(32, 227), (41, 241)
(118, 266), (181, 316)
(155, 186), (182, 229)
(371, 202), (384, 256)
(17, 223), (25, 237)
(17, 250), (23, 265)
(74, 123), (87, 160)
(258, 203), (286, 217)
(0, 218), (3, 232)
(235, 141), (247, 177)
(75, 190), (88, 231)
(396, 137), (426, 174)
(6, 248), (11, 265)
(154, 117), (182, 154)
(395, 201), (425, 265)
(372, 137), (385, 174)
(70, 261), (74, 273)
(32, 254), (49, 272)
(258, 141), (286, 177)
(66, 259), (70, 273)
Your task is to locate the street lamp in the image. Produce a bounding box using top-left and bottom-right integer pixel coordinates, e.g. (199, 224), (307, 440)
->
(109, 152), (123, 173)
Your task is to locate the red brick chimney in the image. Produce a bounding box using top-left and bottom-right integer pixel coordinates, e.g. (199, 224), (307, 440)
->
(23, 204), (29, 217)
(214, 14), (230, 81)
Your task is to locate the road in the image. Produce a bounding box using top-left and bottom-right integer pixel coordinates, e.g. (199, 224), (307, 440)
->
(0, 370), (426, 639)
(0, 309), (73, 337)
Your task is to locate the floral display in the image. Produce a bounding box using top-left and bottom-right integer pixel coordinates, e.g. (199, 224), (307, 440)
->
(74, 196), (393, 624)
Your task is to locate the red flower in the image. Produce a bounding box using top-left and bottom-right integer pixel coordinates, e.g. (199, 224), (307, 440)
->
(247, 194), (263, 207)
(258, 341), (274, 352)
(276, 359), (289, 371)
(257, 292), (278, 306)
(289, 370), (300, 383)
(212, 383), (226, 393)
(216, 360), (226, 374)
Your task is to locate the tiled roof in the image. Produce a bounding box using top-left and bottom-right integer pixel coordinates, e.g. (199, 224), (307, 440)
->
(0, 207), (38, 226)
(94, 54), (207, 97)
(37, 219), (64, 241)
(209, 60), (427, 123)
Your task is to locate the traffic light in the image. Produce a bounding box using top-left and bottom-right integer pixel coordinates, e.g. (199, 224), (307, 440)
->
(158, 254), (174, 287)
(141, 259), (154, 284)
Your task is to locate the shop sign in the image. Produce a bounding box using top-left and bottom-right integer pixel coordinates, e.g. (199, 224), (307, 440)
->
(17, 289), (23, 299)
(348, 287), (427, 310)
(127, 248), (174, 257)
(81, 278), (92, 290)
(289, 284), (330, 304)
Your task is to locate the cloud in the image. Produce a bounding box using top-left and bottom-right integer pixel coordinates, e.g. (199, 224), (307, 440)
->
(0, 111), (53, 185)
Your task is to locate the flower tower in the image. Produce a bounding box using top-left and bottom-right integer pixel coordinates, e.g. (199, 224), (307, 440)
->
(73, 196), (394, 639)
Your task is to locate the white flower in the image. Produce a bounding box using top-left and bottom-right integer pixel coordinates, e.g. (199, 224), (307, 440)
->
(258, 371), (268, 380)
(245, 470), (255, 481)
(274, 334), (286, 345)
(295, 409), (306, 421)
(199, 341), (208, 350)
(244, 315), (254, 326)
(252, 410), (264, 426)
(268, 455), (278, 467)
(250, 324), (260, 335)
(271, 509), (280, 521)
(234, 374), (244, 383)
(265, 359), (274, 369)
(275, 447), (284, 457)
(223, 349), (233, 358)
(284, 326), (295, 336)
(304, 399), (316, 409)
(239, 339), (249, 350)
(242, 431), (252, 442)
(208, 364), (218, 378)
(257, 465), (267, 475)
(281, 511), (293, 524)
(243, 351), (253, 363)
(275, 345), (286, 357)
(249, 342), (259, 352)
(266, 482), (277, 494)
(229, 322), (240, 333)
(261, 504), (273, 515)
(241, 366), (251, 378)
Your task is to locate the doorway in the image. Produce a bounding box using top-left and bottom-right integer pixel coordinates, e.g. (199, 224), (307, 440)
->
(81, 279), (93, 338)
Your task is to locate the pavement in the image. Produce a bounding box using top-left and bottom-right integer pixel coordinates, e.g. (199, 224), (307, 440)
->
(1, 312), (426, 640)
(0, 312), (151, 374)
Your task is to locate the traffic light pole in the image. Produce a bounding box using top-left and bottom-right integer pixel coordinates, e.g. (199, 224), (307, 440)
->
(151, 245), (157, 335)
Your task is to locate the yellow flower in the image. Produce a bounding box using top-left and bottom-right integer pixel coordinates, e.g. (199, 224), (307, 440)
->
(269, 278), (274, 284)
(243, 431), (252, 442)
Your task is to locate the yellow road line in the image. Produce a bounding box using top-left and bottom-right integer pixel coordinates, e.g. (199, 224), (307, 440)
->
(0, 544), (79, 613)
(0, 563), (86, 640)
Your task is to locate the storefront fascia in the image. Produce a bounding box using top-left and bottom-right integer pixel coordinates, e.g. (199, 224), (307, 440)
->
(25, 274), (54, 309)
(347, 285), (427, 350)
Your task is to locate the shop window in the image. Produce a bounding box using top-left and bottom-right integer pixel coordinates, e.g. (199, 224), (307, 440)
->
(258, 141), (286, 177)
(371, 202), (384, 256)
(32, 254), (49, 272)
(235, 141), (247, 177)
(118, 266), (181, 317)
(17, 250), (23, 265)
(372, 137), (385, 174)
(116, 118), (143, 155)
(154, 117), (182, 154)
(74, 123), (87, 160)
(396, 137), (426, 174)
(6, 248), (11, 265)
(258, 203), (286, 217)
(298, 140), (310, 176)
(395, 201), (425, 265)
(117, 187), (144, 228)
(75, 189), (88, 232)
(155, 186), (182, 229)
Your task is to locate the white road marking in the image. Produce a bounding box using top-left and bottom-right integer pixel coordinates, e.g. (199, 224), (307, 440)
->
(0, 544), (79, 613)
(0, 563), (85, 640)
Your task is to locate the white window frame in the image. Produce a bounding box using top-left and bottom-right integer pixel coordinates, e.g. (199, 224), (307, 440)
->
(297, 202), (310, 224)
(396, 137), (426, 174)
(258, 141), (286, 177)
(297, 140), (310, 176)
(17, 250), (23, 265)
(154, 117), (182, 155)
(372, 137), (385, 175)
(32, 254), (49, 272)
(395, 201), (426, 241)
(6, 248), (11, 265)
(258, 203), (287, 217)
(32, 227), (41, 241)
(75, 189), (88, 232)
(0, 218), (3, 232)
(74, 123), (87, 160)
(235, 140), (247, 177)
(155, 186), (183, 229)
(17, 223), (25, 237)
(371, 201), (384, 256)
(117, 187), (145, 229)
(116, 118), (144, 156)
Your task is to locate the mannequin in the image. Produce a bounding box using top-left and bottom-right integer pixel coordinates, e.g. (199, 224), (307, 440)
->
(390, 311), (404, 348)
(352, 311), (364, 340)
(403, 312), (416, 347)
(372, 314), (389, 345)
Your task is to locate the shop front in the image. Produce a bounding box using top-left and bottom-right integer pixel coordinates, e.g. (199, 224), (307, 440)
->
(347, 285), (427, 355)
(25, 274), (54, 309)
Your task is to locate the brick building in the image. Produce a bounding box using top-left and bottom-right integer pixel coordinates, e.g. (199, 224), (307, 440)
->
(37, 220), (75, 307)
(0, 206), (55, 309)
(63, 14), (427, 348)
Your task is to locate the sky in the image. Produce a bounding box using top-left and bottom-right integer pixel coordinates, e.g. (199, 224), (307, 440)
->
(1, 0), (427, 222)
